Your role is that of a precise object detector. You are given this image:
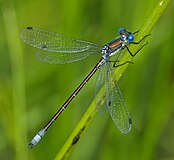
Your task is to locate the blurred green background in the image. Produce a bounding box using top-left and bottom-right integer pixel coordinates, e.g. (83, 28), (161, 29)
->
(0, 0), (174, 159)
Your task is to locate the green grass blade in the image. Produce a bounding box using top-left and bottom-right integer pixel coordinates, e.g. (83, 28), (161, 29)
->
(2, 4), (28, 160)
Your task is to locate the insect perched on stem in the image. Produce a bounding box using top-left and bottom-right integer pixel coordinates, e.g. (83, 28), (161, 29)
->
(20, 27), (150, 148)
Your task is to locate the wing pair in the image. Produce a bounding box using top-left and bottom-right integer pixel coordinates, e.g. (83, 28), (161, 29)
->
(20, 27), (102, 64)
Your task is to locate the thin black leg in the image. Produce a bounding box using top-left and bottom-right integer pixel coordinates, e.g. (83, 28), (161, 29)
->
(130, 34), (151, 44)
(133, 30), (140, 34)
(125, 33), (151, 57)
(113, 60), (134, 68)
(107, 60), (119, 67)
(108, 60), (134, 68)
(125, 41), (148, 57)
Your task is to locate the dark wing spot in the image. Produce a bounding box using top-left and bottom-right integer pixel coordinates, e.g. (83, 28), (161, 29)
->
(42, 45), (47, 49)
(108, 101), (111, 106)
(26, 26), (33, 30)
(129, 118), (132, 125)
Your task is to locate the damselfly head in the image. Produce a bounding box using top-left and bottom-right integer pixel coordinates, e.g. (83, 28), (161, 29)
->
(118, 28), (134, 43)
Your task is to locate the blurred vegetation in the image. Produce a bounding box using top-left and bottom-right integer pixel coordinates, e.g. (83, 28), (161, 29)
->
(0, 0), (173, 160)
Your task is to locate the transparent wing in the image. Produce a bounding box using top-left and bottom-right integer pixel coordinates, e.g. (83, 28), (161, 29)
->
(105, 62), (132, 134)
(20, 27), (102, 64)
(95, 62), (107, 114)
(35, 49), (92, 64)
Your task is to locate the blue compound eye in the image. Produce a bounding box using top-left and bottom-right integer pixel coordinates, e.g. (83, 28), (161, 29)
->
(118, 28), (126, 34)
(128, 34), (134, 42)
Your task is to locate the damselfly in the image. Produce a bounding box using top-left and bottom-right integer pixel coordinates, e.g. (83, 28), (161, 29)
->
(20, 27), (150, 148)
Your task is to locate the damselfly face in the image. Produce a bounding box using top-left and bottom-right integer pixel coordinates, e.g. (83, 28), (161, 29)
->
(118, 28), (134, 43)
